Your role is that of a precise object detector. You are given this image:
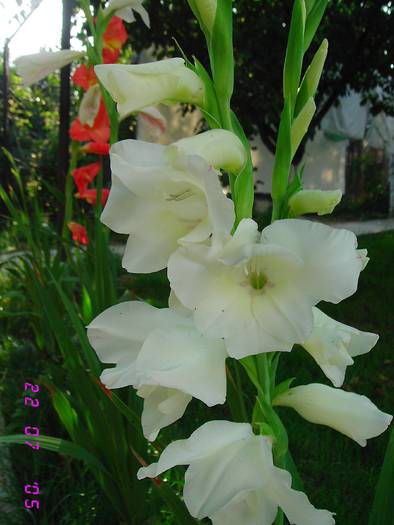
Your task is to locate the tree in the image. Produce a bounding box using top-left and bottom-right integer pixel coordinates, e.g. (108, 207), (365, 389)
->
(129, 0), (394, 160)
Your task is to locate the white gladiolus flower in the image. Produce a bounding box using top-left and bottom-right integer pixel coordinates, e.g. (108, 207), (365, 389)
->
(168, 218), (366, 358)
(87, 301), (228, 441)
(15, 50), (84, 86)
(95, 58), (205, 118)
(301, 308), (379, 387)
(78, 84), (101, 126)
(274, 384), (392, 447)
(102, 130), (243, 273)
(138, 421), (335, 525)
(103, 0), (150, 27)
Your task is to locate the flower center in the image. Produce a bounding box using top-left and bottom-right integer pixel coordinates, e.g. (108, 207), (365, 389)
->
(249, 271), (268, 290)
(245, 257), (268, 291)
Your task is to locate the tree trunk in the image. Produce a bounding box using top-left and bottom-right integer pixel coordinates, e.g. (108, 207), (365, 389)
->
(2, 40), (11, 193)
(57, 0), (73, 230)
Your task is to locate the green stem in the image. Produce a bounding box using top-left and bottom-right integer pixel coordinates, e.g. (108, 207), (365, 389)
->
(62, 141), (79, 239)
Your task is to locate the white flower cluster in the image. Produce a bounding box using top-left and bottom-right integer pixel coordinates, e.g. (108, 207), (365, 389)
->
(88, 55), (392, 525)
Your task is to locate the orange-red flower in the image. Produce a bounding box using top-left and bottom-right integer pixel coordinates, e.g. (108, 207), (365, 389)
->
(72, 162), (101, 193)
(68, 222), (89, 245)
(72, 64), (97, 90)
(103, 16), (128, 54)
(70, 100), (110, 144)
(102, 47), (121, 64)
(77, 188), (110, 206)
(81, 142), (110, 156)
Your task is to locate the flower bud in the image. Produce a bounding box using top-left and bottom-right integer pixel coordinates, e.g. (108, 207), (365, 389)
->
(95, 58), (205, 118)
(192, 0), (217, 33)
(169, 129), (246, 173)
(15, 50), (83, 86)
(288, 189), (342, 217)
(274, 383), (392, 446)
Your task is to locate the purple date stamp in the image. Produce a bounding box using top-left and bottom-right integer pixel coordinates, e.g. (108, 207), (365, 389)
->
(23, 382), (41, 511)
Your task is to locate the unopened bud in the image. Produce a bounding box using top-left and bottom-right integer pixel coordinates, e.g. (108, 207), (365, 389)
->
(288, 189), (342, 217)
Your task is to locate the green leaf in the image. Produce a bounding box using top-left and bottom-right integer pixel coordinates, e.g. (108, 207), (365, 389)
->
(368, 426), (394, 525)
(304, 0), (329, 53)
(273, 378), (296, 400)
(153, 482), (198, 525)
(291, 97), (316, 158)
(0, 434), (109, 474)
(210, 0), (234, 109)
(283, 0), (306, 112)
(295, 38), (328, 116)
(272, 99), (292, 204)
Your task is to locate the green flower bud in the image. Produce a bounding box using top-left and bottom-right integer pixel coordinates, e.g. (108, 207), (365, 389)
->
(288, 189), (342, 216)
(192, 0), (217, 33)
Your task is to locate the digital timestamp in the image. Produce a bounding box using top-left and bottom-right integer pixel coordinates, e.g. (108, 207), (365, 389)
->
(23, 382), (41, 511)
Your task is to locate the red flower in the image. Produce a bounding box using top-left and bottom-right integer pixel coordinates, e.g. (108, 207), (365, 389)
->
(72, 162), (101, 193)
(77, 188), (110, 206)
(70, 100), (110, 144)
(72, 64), (97, 90)
(102, 47), (121, 64)
(103, 16), (128, 54)
(81, 142), (110, 156)
(68, 222), (89, 245)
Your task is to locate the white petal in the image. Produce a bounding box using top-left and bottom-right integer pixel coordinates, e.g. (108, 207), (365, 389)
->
(138, 386), (191, 441)
(136, 325), (227, 405)
(137, 421), (253, 479)
(87, 302), (178, 384)
(78, 84), (101, 126)
(261, 219), (363, 303)
(270, 466), (335, 525)
(184, 438), (264, 518)
(301, 308), (378, 387)
(218, 218), (260, 264)
(274, 384), (393, 446)
(211, 490), (277, 525)
(256, 438), (335, 525)
(95, 59), (204, 118)
(15, 50), (83, 86)
(122, 209), (191, 273)
(172, 129), (246, 173)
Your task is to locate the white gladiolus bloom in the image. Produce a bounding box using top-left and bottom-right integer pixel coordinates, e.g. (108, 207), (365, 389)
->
(103, 0), (150, 26)
(138, 421), (335, 525)
(95, 58), (204, 118)
(78, 84), (101, 126)
(87, 301), (228, 441)
(301, 308), (379, 387)
(274, 384), (392, 447)
(102, 130), (243, 273)
(15, 50), (84, 86)
(168, 218), (366, 358)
